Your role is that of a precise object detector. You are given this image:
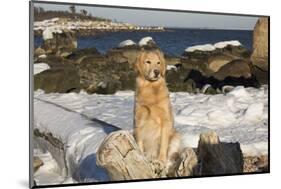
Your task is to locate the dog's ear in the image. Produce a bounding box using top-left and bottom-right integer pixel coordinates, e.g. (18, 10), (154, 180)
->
(155, 50), (166, 77)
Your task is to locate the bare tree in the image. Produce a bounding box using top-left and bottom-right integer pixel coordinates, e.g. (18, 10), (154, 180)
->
(39, 7), (45, 13)
(80, 9), (88, 16)
(69, 5), (76, 14)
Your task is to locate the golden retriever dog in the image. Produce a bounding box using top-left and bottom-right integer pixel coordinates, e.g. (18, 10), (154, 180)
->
(134, 49), (181, 171)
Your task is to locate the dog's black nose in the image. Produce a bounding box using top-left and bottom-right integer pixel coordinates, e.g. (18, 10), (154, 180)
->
(154, 69), (160, 76)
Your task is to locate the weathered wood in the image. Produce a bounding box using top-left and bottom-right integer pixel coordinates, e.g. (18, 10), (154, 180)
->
(33, 156), (44, 172)
(197, 131), (243, 175)
(175, 147), (198, 177)
(96, 131), (156, 180)
(96, 130), (245, 181)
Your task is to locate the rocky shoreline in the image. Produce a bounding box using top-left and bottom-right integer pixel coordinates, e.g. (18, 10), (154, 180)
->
(34, 17), (165, 37)
(34, 18), (268, 95)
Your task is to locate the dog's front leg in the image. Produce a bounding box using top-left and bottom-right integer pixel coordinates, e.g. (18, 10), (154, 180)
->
(134, 127), (145, 153)
(158, 125), (169, 163)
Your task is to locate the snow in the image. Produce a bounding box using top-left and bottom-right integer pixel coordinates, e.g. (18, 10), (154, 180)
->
(38, 54), (47, 59)
(34, 63), (50, 75)
(118, 39), (136, 47)
(42, 27), (62, 40)
(34, 149), (74, 185)
(185, 40), (242, 52)
(33, 85), (268, 184)
(139, 36), (155, 46)
(167, 65), (178, 71)
(34, 96), (115, 185)
(185, 44), (216, 52)
(214, 40), (242, 49)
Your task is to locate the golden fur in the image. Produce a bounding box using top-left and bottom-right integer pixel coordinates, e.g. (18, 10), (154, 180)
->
(134, 49), (181, 166)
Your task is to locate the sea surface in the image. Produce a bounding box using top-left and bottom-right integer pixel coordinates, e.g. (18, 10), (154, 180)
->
(34, 28), (253, 56)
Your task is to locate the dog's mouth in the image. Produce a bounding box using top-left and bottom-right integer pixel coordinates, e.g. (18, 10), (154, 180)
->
(145, 75), (161, 82)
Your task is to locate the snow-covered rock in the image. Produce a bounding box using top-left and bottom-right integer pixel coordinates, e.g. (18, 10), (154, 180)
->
(185, 40), (243, 52)
(138, 36), (155, 46)
(214, 40), (241, 49)
(185, 44), (216, 52)
(38, 54), (47, 59)
(167, 65), (177, 71)
(42, 27), (62, 40)
(118, 39), (136, 48)
(34, 63), (50, 75)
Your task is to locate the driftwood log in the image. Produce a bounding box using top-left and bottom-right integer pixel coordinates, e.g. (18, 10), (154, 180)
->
(197, 131), (243, 175)
(96, 131), (156, 180)
(96, 130), (244, 180)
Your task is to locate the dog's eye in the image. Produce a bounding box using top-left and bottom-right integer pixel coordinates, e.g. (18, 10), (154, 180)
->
(157, 61), (160, 65)
(145, 60), (151, 64)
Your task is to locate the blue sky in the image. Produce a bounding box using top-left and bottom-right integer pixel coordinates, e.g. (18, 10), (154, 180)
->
(34, 2), (259, 30)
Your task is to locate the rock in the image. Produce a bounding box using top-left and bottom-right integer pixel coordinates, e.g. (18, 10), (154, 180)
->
(96, 80), (121, 95)
(214, 40), (241, 49)
(165, 55), (181, 65)
(243, 155), (268, 173)
(197, 131), (243, 175)
(166, 67), (197, 93)
(181, 42), (251, 77)
(119, 71), (136, 90)
(34, 65), (80, 93)
(251, 17), (269, 84)
(207, 54), (235, 72)
(34, 63), (50, 75)
(213, 59), (252, 80)
(33, 156), (44, 172)
(77, 54), (134, 94)
(107, 48), (140, 66)
(185, 44), (216, 52)
(42, 29), (77, 56)
(34, 47), (46, 57)
(222, 45), (251, 59)
(251, 17), (269, 71)
(66, 48), (102, 64)
(139, 36), (156, 47)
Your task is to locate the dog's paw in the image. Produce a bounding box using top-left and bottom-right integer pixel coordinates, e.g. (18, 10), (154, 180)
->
(150, 159), (167, 177)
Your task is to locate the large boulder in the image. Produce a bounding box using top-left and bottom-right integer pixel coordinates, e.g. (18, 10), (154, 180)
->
(213, 59), (252, 80)
(166, 66), (197, 93)
(250, 17), (269, 84)
(34, 64), (80, 93)
(66, 48), (102, 64)
(77, 55), (134, 94)
(251, 17), (269, 71)
(42, 28), (77, 57)
(181, 42), (251, 76)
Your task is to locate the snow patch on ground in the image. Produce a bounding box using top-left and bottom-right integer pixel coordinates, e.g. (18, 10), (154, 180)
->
(34, 149), (76, 185)
(34, 63), (50, 75)
(33, 85), (268, 185)
(34, 85), (268, 156)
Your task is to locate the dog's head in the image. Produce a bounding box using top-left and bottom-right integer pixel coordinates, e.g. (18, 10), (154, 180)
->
(135, 49), (166, 82)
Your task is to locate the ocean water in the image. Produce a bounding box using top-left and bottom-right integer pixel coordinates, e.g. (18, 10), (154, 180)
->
(34, 28), (253, 56)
